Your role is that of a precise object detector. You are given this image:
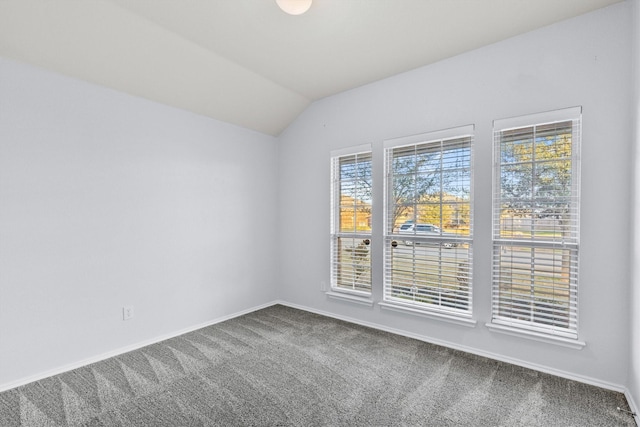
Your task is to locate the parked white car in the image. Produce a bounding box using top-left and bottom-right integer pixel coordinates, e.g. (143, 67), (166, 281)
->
(397, 223), (457, 247)
(398, 223), (440, 236)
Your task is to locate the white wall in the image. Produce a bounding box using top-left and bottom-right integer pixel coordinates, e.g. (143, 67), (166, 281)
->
(0, 58), (279, 387)
(630, 0), (640, 415)
(0, 1), (635, 402)
(278, 2), (633, 389)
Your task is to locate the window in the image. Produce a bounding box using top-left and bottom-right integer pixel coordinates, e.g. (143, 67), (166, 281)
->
(383, 126), (473, 316)
(330, 146), (372, 294)
(491, 107), (581, 340)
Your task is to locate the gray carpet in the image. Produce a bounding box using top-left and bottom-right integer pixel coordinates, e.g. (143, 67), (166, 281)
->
(0, 304), (635, 426)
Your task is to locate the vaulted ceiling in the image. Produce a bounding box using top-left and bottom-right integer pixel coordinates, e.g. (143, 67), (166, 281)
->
(0, 0), (623, 136)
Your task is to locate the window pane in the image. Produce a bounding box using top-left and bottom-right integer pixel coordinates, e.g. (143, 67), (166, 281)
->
(338, 154), (372, 233)
(356, 157), (372, 180)
(442, 144), (471, 171)
(501, 163), (533, 201)
(333, 237), (371, 292)
(445, 201), (471, 236)
(415, 202), (443, 230)
(340, 180), (356, 199)
(339, 158), (356, 180)
(390, 138), (471, 236)
(494, 244), (577, 331)
(332, 149), (372, 295)
(392, 204), (414, 231)
(339, 206), (355, 233)
(498, 123), (575, 243)
(386, 240), (471, 312)
(415, 147), (441, 174)
(500, 128), (534, 164)
(492, 111), (580, 339)
(442, 172), (470, 196)
(385, 132), (473, 315)
(534, 160), (571, 199)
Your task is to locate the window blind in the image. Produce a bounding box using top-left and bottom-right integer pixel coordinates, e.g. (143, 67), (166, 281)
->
(383, 126), (473, 315)
(330, 147), (372, 294)
(492, 107), (581, 339)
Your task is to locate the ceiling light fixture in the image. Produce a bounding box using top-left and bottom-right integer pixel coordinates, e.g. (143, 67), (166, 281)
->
(276, 0), (312, 15)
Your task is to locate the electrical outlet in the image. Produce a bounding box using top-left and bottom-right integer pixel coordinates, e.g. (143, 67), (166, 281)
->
(123, 306), (134, 321)
(320, 281), (327, 291)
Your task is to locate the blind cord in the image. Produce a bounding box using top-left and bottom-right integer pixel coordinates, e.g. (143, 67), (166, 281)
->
(616, 406), (637, 417)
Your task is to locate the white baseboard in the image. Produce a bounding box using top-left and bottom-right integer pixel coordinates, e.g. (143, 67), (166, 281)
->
(277, 300), (629, 395)
(0, 300), (279, 393)
(623, 388), (639, 424)
(2, 297), (636, 422)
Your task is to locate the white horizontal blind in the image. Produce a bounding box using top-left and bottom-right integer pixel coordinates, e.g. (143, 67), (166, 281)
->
(330, 147), (372, 294)
(492, 107), (581, 339)
(384, 127), (473, 315)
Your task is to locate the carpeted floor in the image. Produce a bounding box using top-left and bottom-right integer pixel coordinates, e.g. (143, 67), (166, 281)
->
(0, 304), (635, 426)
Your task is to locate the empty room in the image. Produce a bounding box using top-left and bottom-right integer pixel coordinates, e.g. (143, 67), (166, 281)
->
(1, 0), (639, 425)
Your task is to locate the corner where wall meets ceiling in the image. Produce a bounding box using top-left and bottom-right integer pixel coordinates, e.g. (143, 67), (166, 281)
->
(0, 0), (623, 136)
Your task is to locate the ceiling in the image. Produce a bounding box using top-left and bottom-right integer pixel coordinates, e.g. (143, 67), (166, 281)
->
(0, 0), (623, 136)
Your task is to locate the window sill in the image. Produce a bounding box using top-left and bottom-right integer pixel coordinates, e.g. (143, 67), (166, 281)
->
(378, 302), (477, 327)
(485, 323), (586, 350)
(326, 290), (374, 307)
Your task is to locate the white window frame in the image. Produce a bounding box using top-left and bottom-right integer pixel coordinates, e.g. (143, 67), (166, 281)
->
(330, 144), (373, 297)
(382, 125), (474, 320)
(490, 107), (582, 343)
